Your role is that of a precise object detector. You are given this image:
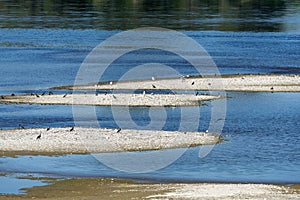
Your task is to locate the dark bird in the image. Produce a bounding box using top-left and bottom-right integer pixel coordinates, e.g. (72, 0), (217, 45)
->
(112, 95), (116, 99)
(35, 94), (40, 98)
(191, 82), (194, 85)
(116, 128), (121, 133)
(36, 133), (41, 140)
(152, 84), (156, 88)
(1, 96), (4, 99)
(19, 124), (25, 129)
(70, 126), (74, 132)
(95, 93), (98, 96)
(104, 92), (107, 95)
(30, 93), (34, 96)
(48, 91), (53, 95)
(63, 94), (67, 98)
(46, 127), (50, 131)
(11, 93), (15, 96)
(41, 92), (45, 96)
(270, 87), (274, 90)
(196, 92), (199, 96)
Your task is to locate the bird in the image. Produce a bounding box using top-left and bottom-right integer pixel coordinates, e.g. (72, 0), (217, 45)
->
(116, 128), (121, 133)
(152, 84), (156, 88)
(70, 126), (74, 132)
(151, 77), (155, 81)
(48, 91), (53, 95)
(63, 94), (67, 98)
(36, 133), (41, 140)
(104, 92), (107, 95)
(35, 94), (40, 98)
(19, 124), (25, 129)
(270, 87), (274, 90)
(1, 96), (4, 99)
(191, 82), (194, 85)
(46, 127), (50, 131)
(11, 93), (15, 96)
(95, 93), (98, 96)
(196, 92), (199, 96)
(30, 93), (34, 96)
(41, 92), (45, 96)
(112, 95), (116, 99)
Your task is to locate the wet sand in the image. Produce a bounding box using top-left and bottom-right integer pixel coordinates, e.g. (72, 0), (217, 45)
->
(0, 178), (299, 200)
(54, 74), (300, 92)
(0, 127), (221, 155)
(0, 93), (221, 107)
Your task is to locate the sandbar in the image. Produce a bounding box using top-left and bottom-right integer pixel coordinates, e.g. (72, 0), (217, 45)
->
(0, 178), (299, 200)
(54, 74), (300, 92)
(0, 93), (221, 107)
(0, 127), (221, 155)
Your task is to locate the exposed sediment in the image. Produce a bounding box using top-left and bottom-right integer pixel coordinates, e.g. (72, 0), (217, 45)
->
(52, 74), (300, 92)
(0, 93), (221, 107)
(0, 127), (221, 155)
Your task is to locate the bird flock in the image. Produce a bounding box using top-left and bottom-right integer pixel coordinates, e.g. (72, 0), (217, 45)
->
(17, 123), (76, 140)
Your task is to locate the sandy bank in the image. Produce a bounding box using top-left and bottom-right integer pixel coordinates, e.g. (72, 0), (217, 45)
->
(0, 93), (221, 107)
(0, 127), (221, 155)
(54, 74), (300, 92)
(1, 178), (299, 200)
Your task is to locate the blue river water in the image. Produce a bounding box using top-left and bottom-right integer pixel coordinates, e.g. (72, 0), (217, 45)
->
(0, 0), (300, 194)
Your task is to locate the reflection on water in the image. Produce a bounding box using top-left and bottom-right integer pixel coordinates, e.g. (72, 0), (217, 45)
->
(0, 0), (300, 32)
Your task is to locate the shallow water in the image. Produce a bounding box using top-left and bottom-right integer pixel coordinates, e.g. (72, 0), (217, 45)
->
(0, 0), (300, 194)
(0, 92), (299, 184)
(0, 175), (46, 194)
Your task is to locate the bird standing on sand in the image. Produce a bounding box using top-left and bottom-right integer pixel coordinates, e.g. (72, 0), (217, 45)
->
(191, 82), (194, 85)
(63, 94), (67, 98)
(116, 128), (121, 133)
(46, 127), (50, 131)
(48, 91), (53, 95)
(36, 133), (41, 140)
(35, 94), (40, 98)
(1, 96), (4, 99)
(152, 84), (156, 88)
(19, 124), (25, 129)
(112, 95), (116, 99)
(70, 126), (74, 132)
(41, 92), (45, 96)
(11, 93), (15, 96)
